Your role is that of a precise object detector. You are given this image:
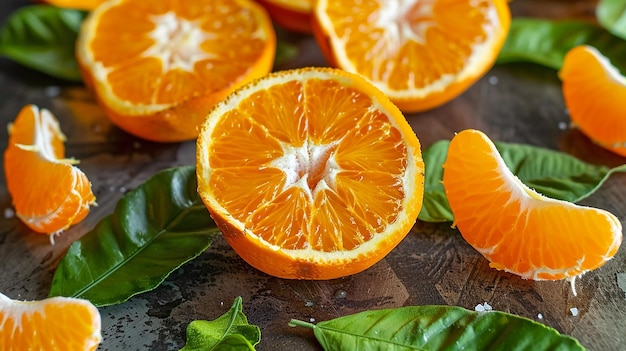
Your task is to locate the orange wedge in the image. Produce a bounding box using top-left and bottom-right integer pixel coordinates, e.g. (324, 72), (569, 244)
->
(255, 0), (313, 33)
(312, 0), (511, 113)
(196, 67), (424, 280)
(0, 292), (101, 351)
(3, 105), (96, 238)
(560, 45), (626, 157)
(76, 0), (276, 142)
(442, 129), (622, 282)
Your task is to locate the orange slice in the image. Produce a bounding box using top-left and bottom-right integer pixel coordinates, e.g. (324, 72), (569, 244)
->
(0, 292), (101, 351)
(559, 45), (626, 157)
(196, 67), (424, 280)
(442, 129), (622, 283)
(312, 0), (511, 113)
(76, 0), (276, 142)
(255, 0), (312, 33)
(3, 105), (96, 238)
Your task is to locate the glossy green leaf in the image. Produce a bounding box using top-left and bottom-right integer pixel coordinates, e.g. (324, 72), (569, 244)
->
(49, 166), (221, 307)
(0, 5), (85, 80)
(290, 305), (586, 351)
(497, 18), (626, 73)
(180, 297), (260, 351)
(418, 140), (626, 222)
(597, 0), (626, 40)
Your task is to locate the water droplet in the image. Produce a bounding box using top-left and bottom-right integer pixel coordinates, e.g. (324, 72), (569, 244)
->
(4, 207), (15, 218)
(570, 307), (579, 317)
(305, 300), (314, 307)
(488, 76), (499, 85)
(558, 121), (568, 130)
(119, 186), (127, 193)
(537, 313), (543, 319)
(44, 86), (61, 97)
(108, 185), (116, 192)
(309, 317), (315, 323)
(334, 290), (348, 299)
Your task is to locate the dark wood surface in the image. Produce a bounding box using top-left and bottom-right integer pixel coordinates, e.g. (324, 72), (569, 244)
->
(1, 1), (625, 350)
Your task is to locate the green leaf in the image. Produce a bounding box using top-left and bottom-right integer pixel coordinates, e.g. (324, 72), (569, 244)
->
(274, 39), (299, 67)
(49, 166), (221, 307)
(0, 5), (86, 81)
(418, 140), (626, 223)
(597, 0), (626, 40)
(290, 305), (586, 351)
(180, 297), (261, 351)
(497, 18), (626, 73)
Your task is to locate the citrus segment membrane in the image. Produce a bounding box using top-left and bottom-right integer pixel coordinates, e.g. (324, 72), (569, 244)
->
(560, 45), (626, 156)
(4, 105), (96, 238)
(442, 129), (622, 284)
(197, 68), (424, 279)
(0, 292), (101, 351)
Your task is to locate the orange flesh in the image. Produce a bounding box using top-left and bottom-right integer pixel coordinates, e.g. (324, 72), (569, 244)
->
(443, 130), (622, 280)
(88, 0), (271, 106)
(560, 45), (626, 156)
(206, 78), (409, 252)
(0, 294), (101, 351)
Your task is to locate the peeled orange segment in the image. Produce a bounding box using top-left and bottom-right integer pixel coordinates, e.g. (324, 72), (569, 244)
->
(312, 0), (511, 113)
(255, 0), (312, 33)
(0, 292), (101, 351)
(76, 0), (276, 142)
(3, 105), (96, 237)
(196, 67), (424, 280)
(442, 129), (622, 281)
(560, 45), (626, 156)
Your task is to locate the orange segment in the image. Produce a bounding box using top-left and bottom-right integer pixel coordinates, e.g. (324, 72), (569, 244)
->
(442, 129), (622, 282)
(196, 67), (424, 280)
(312, 0), (511, 113)
(255, 0), (312, 33)
(76, 0), (276, 142)
(3, 105), (96, 237)
(0, 292), (101, 351)
(559, 45), (626, 156)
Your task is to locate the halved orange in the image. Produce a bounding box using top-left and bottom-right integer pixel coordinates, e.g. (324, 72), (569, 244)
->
(196, 67), (424, 280)
(76, 0), (276, 142)
(0, 292), (101, 351)
(255, 0), (312, 33)
(559, 45), (626, 157)
(312, 0), (511, 113)
(3, 105), (96, 238)
(442, 129), (622, 283)
(36, 0), (105, 10)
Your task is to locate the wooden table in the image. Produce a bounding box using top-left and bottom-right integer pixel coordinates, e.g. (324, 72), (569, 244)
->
(1, 1), (624, 350)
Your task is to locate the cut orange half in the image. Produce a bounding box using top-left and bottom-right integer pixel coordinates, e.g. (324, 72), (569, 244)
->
(442, 129), (622, 282)
(559, 45), (626, 157)
(4, 105), (96, 238)
(0, 292), (101, 351)
(196, 67), (424, 280)
(255, 0), (312, 33)
(76, 0), (276, 142)
(312, 0), (511, 113)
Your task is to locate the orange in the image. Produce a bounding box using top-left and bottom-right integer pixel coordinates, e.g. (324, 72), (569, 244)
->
(36, 0), (105, 10)
(0, 292), (101, 351)
(442, 129), (622, 283)
(196, 67), (424, 280)
(255, 0), (312, 33)
(3, 105), (96, 239)
(76, 0), (276, 142)
(312, 0), (511, 113)
(559, 45), (626, 157)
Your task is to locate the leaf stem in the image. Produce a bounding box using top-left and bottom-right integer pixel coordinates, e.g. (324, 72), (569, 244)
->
(288, 319), (316, 329)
